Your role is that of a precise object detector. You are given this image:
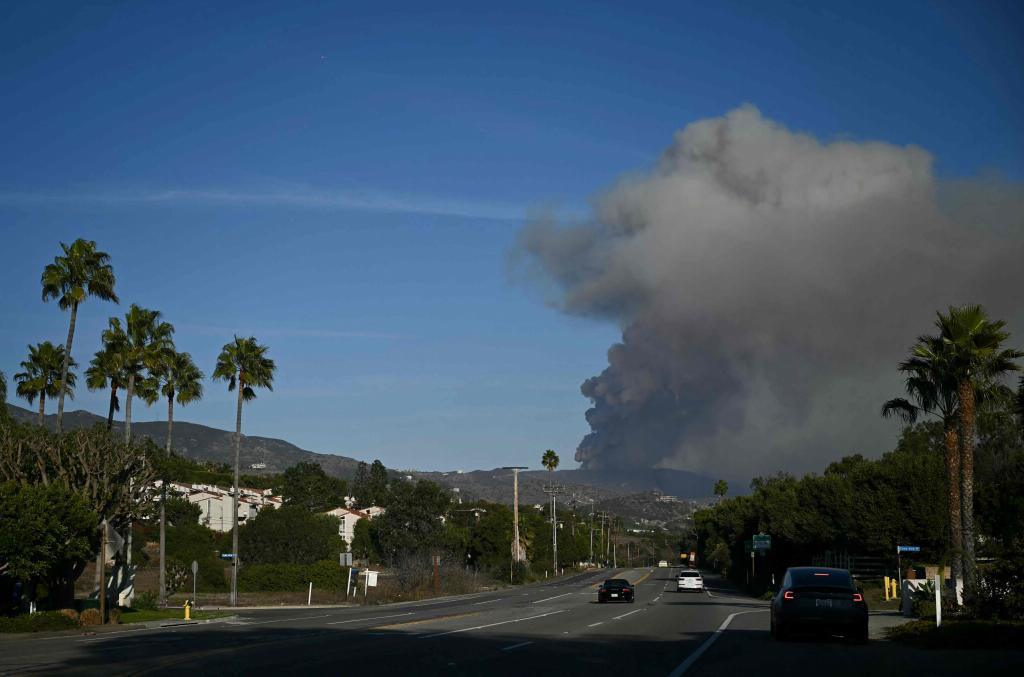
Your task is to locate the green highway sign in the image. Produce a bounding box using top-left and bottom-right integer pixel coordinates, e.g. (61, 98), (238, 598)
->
(753, 534), (771, 551)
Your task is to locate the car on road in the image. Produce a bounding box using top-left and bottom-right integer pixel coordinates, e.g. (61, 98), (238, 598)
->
(598, 578), (635, 603)
(658, 560), (669, 567)
(771, 567), (868, 642)
(676, 569), (704, 592)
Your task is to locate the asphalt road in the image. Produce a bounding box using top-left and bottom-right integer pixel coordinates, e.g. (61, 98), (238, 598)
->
(2, 568), (1021, 676)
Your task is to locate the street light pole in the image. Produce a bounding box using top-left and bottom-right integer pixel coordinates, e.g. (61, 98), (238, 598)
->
(501, 467), (528, 568)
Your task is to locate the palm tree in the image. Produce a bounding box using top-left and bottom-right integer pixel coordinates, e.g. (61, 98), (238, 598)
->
(934, 305), (1023, 603)
(542, 449), (560, 570)
(101, 305), (175, 443)
(882, 334), (964, 585)
(214, 336), (276, 606)
(41, 239), (118, 432)
(0, 370), (6, 406)
(713, 479), (728, 499)
(151, 350), (204, 605)
(14, 342), (77, 425)
(85, 343), (129, 430)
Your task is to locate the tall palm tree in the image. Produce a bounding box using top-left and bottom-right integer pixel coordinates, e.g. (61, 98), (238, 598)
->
(85, 342), (129, 430)
(101, 305), (175, 443)
(14, 342), (77, 426)
(0, 370), (6, 406)
(214, 336), (276, 606)
(542, 449), (560, 570)
(934, 305), (1023, 603)
(41, 239), (118, 432)
(882, 334), (964, 585)
(151, 350), (204, 605)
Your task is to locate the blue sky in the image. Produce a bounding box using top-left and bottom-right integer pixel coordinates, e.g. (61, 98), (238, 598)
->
(1, 1), (1021, 472)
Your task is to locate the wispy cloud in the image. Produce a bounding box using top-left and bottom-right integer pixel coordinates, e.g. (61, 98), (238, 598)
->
(0, 182), (531, 222)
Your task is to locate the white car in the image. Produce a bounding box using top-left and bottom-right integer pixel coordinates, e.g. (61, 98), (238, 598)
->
(658, 560), (669, 568)
(677, 569), (704, 592)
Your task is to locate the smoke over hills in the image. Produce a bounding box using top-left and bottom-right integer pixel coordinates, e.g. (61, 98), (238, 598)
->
(516, 105), (1024, 478)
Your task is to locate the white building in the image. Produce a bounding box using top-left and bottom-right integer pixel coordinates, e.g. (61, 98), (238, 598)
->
(154, 480), (283, 533)
(323, 506), (384, 549)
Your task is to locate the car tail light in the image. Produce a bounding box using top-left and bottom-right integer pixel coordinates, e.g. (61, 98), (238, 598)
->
(853, 593), (864, 603)
(783, 590), (795, 600)
(598, 587), (605, 592)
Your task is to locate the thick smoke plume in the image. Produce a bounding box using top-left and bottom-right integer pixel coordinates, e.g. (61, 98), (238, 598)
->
(517, 106), (1024, 478)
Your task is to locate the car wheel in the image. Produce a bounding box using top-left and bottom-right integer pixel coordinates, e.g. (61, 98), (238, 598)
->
(775, 621), (788, 641)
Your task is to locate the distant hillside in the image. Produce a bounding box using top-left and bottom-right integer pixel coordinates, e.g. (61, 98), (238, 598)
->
(595, 491), (698, 531)
(5, 403), (732, 508)
(4, 403), (364, 480)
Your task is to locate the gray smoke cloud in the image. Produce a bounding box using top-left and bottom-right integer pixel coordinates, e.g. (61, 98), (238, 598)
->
(515, 105), (1024, 478)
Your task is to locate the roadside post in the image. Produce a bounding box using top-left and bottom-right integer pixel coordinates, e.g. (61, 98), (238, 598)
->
(308, 581), (313, 606)
(191, 560), (198, 610)
(935, 573), (942, 627)
(896, 545), (920, 586)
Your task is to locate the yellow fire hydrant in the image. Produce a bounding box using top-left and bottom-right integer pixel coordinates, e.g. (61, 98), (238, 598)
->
(184, 599), (192, 621)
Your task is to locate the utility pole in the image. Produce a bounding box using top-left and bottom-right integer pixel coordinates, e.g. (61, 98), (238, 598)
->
(502, 466), (528, 567)
(543, 482), (564, 573)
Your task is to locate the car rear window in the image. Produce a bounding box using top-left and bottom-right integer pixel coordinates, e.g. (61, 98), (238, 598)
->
(679, 572), (701, 578)
(604, 579), (630, 587)
(790, 570), (854, 589)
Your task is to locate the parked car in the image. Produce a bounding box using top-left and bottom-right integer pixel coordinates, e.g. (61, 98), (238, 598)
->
(598, 579), (635, 603)
(770, 567), (868, 641)
(676, 569), (704, 592)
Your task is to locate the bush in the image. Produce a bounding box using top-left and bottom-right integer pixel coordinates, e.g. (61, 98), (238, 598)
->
(974, 555), (1024, 620)
(239, 561), (350, 592)
(133, 590), (159, 611)
(240, 507), (344, 565)
(0, 611), (80, 633)
(887, 619), (1024, 649)
(58, 608), (80, 623)
(80, 608), (102, 626)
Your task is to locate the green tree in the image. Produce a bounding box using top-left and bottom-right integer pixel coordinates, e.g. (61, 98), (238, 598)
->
(275, 461), (348, 513)
(239, 506), (343, 565)
(213, 335), (276, 605)
(151, 349), (204, 605)
(351, 517), (379, 562)
(101, 304), (175, 443)
(15, 342), (76, 426)
(541, 449), (560, 568)
(713, 479), (728, 498)
(353, 459), (389, 507)
(883, 333), (965, 583)
(85, 341), (130, 430)
(375, 480), (452, 562)
(934, 304), (1023, 602)
(41, 239), (118, 433)
(0, 370), (6, 406)
(164, 496), (202, 527)
(0, 481), (96, 608)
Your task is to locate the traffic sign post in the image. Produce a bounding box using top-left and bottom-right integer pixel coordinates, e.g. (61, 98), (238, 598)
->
(191, 560), (198, 611)
(896, 545), (920, 587)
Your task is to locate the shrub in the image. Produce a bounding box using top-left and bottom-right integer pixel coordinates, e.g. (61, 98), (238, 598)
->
(239, 561), (350, 592)
(974, 555), (1024, 620)
(132, 590), (159, 611)
(57, 608), (80, 623)
(0, 611), (80, 633)
(79, 608), (102, 626)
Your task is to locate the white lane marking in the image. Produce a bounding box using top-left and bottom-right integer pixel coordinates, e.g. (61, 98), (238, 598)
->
(587, 622), (604, 627)
(654, 596), (662, 602)
(666, 609), (768, 677)
(501, 641), (534, 652)
(533, 592), (572, 604)
(420, 609), (566, 639)
(402, 593), (489, 608)
(473, 599), (500, 605)
(705, 589), (714, 598)
(326, 613), (413, 625)
(228, 613), (333, 627)
(614, 609), (644, 620)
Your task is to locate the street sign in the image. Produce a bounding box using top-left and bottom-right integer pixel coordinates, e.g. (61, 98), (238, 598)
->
(753, 534), (771, 551)
(220, 553), (237, 559)
(191, 560), (198, 575)
(897, 545), (921, 553)
(339, 552), (353, 566)
(366, 571), (379, 587)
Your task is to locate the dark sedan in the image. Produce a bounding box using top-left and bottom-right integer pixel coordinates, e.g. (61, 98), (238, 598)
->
(598, 578), (635, 603)
(770, 567), (868, 641)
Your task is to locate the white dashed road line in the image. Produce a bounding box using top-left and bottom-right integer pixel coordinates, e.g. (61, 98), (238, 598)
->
(420, 610), (566, 639)
(327, 613), (413, 626)
(501, 641), (534, 652)
(533, 592), (572, 604)
(613, 609), (644, 621)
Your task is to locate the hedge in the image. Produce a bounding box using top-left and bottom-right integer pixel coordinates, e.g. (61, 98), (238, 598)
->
(0, 611), (80, 633)
(238, 560), (350, 592)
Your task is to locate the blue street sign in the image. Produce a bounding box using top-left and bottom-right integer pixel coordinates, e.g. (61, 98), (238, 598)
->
(897, 545), (920, 553)
(220, 553), (237, 559)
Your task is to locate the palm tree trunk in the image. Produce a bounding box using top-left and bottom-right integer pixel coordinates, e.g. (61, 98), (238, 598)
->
(944, 424), (963, 593)
(38, 392), (46, 426)
(107, 386), (117, 430)
(159, 393), (173, 607)
(958, 379), (977, 605)
(56, 302), (78, 433)
(125, 372), (134, 443)
(231, 377), (244, 606)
